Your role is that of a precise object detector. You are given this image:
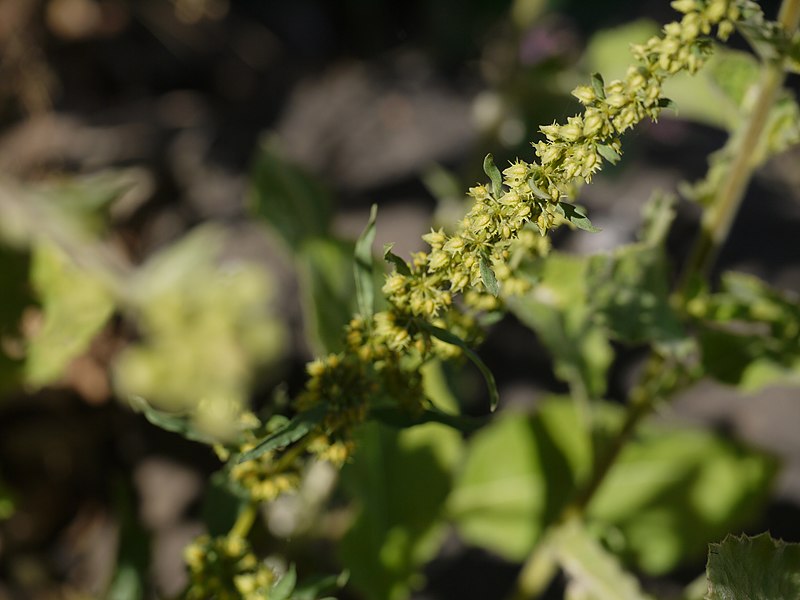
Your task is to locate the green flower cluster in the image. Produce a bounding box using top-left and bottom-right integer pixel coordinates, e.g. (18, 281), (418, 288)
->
(382, 0), (751, 323)
(227, 0), (762, 508)
(184, 534), (276, 600)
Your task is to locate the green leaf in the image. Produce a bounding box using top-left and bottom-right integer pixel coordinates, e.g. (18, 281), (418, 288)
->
(416, 320), (499, 411)
(249, 137), (332, 247)
(26, 243), (114, 386)
(354, 204), (378, 320)
(370, 406), (488, 434)
(587, 244), (683, 345)
(693, 273), (800, 391)
(271, 564), (298, 600)
(479, 254), (499, 296)
(588, 423), (777, 574)
(340, 421), (463, 600)
(293, 571), (349, 600)
(298, 238), (358, 353)
(551, 518), (653, 600)
(447, 398), (592, 561)
(507, 253), (613, 399)
(383, 243), (411, 276)
(596, 144), (621, 166)
(483, 153), (503, 198)
(561, 203), (601, 232)
(237, 403), (329, 463)
(706, 533), (800, 600)
(129, 396), (216, 445)
(591, 72), (606, 100)
(201, 472), (247, 537)
(657, 97), (678, 113)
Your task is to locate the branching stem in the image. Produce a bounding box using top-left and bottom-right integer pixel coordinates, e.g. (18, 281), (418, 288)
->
(510, 1), (800, 597)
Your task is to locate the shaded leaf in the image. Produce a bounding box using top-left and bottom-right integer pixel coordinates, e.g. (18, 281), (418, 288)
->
(706, 533), (800, 600)
(591, 72), (606, 100)
(354, 204), (378, 320)
(129, 396), (216, 445)
(238, 403), (329, 463)
(340, 422), (463, 600)
(416, 320), (499, 411)
(384, 243), (411, 276)
(562, 203), (601, 232)
(298, 238), (357, 353)
(249, 138), (332, 247)
(271, 564), (298, 600)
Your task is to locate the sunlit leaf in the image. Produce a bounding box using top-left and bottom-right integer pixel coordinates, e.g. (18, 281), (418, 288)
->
(706, 533), (800, 600)
(354, 204), (378, 320)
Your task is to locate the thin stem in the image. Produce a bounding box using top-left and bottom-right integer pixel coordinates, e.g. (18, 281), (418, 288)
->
(230, 502), (258, 539)
(679, 0), (800, 290)
(510, 2), (800, 597)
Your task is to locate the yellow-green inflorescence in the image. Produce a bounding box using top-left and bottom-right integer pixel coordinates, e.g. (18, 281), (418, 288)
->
(184, 534), (277, 600)
(185, 2), (767, 587)
(226, 0), (758, 500)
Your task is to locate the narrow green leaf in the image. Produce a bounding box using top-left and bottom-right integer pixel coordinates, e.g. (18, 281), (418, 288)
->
(591, 72), (606, 100)
(483, 153), (503, 198)
(706, 533), (800, 600)
(596, 143), (622, 165)
(561, 203), (601, 233)
(237, 403), (328, 463)
(479, 254), (500, 296)
(416, 320), (499, 411)
(270, 564), (298, 600)
(370, 406), (488, 434)
(528, 179), (551, 201)
(129, 396), (216, 445)
(657, 97), (678, 113)
(354, 204), (378, 320)
(292, 571), (350, 600)
(383, 243), (411, 276)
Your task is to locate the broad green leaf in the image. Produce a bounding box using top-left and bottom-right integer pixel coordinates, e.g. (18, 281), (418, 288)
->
(237, 403), (329, 463)
(552, 518), (653, 600)
(249, 137), (332, 247)
(26, 243), (114, 386)
(447, 398), (592, 561)
(692, 272), (800, 391)
(483, 154), (503, 198)
(201, 471), (247, 537)
(507, 253), (613, 399)
(587, 244), (683, 345)
(416, 320), (499, 411)
(298, 238), (357, 354)
(706, 533), (800, 600)
(369, 406), (487, 434)
(590, 72), (606, 100)
(354, 204), (378, 320)
(589, 424), (777, 575)
(340, 422), (463, 600)
(293, 570), (349, 600)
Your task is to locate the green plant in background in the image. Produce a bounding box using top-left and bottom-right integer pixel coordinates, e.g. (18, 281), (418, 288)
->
(2, 0), (800, 598)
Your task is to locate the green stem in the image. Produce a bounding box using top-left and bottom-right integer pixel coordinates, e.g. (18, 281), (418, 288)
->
(510, 3), (800, 598)
(679, 0), (800, 290)
(230, 502), (258, 539)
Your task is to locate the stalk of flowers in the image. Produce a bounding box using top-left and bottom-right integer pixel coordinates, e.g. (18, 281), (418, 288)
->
(227, 0), (765, 498)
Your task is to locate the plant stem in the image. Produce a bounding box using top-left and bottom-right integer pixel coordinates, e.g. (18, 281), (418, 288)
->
(230, 502), (258, 539)
(510, 3), (800, 597)
(679, 0), (800, 290)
